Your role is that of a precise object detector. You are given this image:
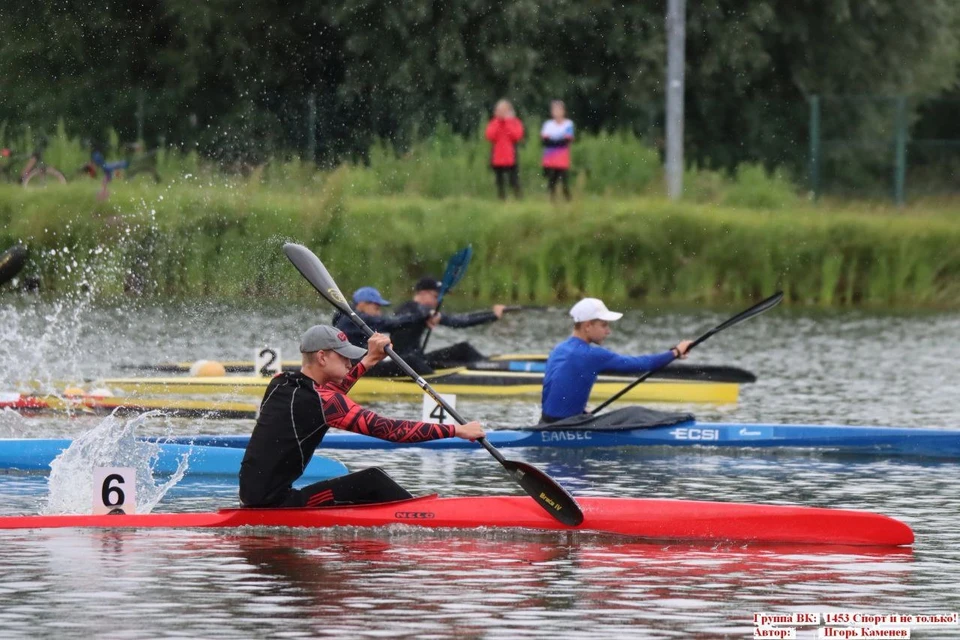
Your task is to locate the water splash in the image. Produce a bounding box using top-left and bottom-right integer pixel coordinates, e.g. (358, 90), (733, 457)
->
(0, 293), (96, 395)
(0, 404), (28, 436)
(44, 410), (189, 515)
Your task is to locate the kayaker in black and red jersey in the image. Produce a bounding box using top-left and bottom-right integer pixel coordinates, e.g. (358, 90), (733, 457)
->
(540, 298), (694, 422)
(387, 276), (506, 373)
(239, 325), (485, 508)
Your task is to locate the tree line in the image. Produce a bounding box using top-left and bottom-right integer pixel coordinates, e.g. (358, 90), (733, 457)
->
(1, 0), (958, 174)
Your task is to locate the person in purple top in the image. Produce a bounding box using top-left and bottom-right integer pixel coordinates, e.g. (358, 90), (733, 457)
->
(540, 100), (574, 201)
(540, 298), (693, 422)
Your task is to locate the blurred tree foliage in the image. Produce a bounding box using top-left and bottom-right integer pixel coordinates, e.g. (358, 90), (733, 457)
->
(1, 0), (958, 171)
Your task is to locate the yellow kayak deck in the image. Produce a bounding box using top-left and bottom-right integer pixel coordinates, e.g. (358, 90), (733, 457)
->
(97, 368), (739, 404)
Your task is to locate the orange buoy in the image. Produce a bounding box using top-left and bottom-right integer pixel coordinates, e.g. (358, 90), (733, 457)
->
(189, 360), (226, 377)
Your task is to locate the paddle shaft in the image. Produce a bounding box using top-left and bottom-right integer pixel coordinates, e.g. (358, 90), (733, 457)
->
(589, 348), (691, 415)
(591, 292), (783, 414)
(419, 303), (444, 354)
(348, 309), (504, 461)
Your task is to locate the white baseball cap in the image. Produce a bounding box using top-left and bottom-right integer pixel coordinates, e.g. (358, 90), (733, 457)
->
(569, 298), (624, 323)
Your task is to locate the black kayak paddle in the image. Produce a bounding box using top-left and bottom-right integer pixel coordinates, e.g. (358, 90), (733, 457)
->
(591, 291), (784, 414)
(283, 242), (584, 527)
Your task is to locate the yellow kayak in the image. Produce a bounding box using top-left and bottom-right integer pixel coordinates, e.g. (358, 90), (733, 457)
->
(97, 368), (740, 404)
(121, 353), (755, 381)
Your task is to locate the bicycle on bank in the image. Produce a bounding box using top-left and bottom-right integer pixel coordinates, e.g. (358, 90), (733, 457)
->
(0, 138), (67, 188)
(80, 142), (162, 199)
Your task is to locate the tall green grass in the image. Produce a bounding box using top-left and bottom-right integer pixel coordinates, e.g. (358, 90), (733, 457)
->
(1, 118), (800, 204)
(1, 183), (958, 308)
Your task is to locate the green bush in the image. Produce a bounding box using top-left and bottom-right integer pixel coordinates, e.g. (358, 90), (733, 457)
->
(722, 164), (800, 210)
(575, 131), (661, 196)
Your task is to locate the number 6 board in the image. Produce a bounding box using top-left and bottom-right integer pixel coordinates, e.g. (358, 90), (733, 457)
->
(93, 467), (137, 515)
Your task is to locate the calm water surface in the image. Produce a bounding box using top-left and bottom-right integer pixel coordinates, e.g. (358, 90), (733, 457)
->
(1, 298), (958, 638)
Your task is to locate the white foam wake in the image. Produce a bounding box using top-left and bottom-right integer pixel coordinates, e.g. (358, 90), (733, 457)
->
(44, 410), (189, 515)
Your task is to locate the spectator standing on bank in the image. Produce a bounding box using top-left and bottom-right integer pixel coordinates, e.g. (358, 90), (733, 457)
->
(485, 99), (524, 200)
(541, 100), (574, 201)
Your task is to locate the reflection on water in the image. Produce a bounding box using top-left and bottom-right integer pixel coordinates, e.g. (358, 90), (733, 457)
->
(1, 300), (959, 637)
(0, 528), (919, 639)
(1, 445), (959, 638)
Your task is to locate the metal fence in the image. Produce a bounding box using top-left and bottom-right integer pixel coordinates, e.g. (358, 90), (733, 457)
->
(808, 95), (960, 204)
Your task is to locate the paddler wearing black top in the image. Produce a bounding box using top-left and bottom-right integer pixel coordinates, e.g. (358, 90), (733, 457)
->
(388, 276), (506, 373)
(239, 324), (485, 508)
(332, 286), (430, 350)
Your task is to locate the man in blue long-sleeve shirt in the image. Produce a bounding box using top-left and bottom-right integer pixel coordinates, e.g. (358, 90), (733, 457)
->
(541, 298), (693, 422)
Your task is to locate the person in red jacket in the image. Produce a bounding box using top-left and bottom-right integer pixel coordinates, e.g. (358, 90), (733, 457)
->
(485, 99), (524, 200)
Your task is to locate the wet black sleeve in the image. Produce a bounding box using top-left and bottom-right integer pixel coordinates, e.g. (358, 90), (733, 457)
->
(388, 301), (431, 354)
(370, 308), (429, 332)
(440, 310), (498, 328)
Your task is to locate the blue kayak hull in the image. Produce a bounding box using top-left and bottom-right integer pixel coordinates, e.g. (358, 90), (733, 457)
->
(173, 423), (960, 458)
(0, 439), (347, 479)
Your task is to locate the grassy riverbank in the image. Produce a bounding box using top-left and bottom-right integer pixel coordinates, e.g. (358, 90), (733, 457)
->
(1, 182), (958, 308)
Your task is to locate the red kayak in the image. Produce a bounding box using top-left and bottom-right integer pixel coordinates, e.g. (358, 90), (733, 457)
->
(0, 495), (913, 546)
(0, 393), (50, 412)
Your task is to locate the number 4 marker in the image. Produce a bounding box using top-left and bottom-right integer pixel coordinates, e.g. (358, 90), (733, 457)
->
(421, 394), (457, 425)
